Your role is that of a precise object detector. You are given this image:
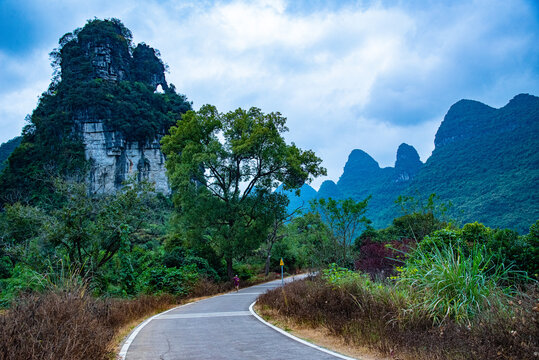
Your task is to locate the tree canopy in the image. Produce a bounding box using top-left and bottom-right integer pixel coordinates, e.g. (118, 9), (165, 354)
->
(161, 105), (326, 278)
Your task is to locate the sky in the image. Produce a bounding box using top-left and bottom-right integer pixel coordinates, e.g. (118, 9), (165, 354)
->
(0, 0), (538, 189)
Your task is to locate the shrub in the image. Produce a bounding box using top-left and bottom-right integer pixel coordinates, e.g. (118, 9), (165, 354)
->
(138, 264), (198, 296)
(417, 222), (538, 279)
(354, 238), (413, 278)
(257, 276), (538, 360)
(234, 262), (264, 281)
(183, 255), (219, 281)
(0, 264), (45, 308)
(0, 256), (12, 279)
(322, 263), (361, 285)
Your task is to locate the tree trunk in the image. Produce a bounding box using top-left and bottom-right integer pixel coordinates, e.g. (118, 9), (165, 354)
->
(226, 257), (234, 280)
(265, 253), (271, 276)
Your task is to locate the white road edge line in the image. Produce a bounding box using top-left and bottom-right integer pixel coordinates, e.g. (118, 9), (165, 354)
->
(118, 274), (310, 359)
(249, 301), (358, 360)
(117, 301), (196, 359)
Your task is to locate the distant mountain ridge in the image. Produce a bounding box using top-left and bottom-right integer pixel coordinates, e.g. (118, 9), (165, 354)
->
(285, 94), (539, 233)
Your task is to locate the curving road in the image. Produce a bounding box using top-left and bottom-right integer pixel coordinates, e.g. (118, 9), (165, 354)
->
(120, 276), (355, 360)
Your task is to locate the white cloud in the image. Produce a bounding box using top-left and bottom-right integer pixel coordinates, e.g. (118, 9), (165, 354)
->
(0, 50), (51, 141)
(0, 0), (537, 190)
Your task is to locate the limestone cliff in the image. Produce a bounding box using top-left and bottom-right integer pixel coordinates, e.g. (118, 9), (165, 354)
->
(80, 119), (170, 194)
(67, 28), (175, 194)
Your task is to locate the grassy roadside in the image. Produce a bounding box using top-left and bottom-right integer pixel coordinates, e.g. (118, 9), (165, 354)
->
(257, 276), (539, 360)
(254, 303), (389, 360)
(0, 275), (282, 360)
(0, 277), (238, 360)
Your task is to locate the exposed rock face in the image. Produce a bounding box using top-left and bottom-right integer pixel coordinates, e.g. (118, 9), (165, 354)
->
(81, 119), (170, 194)
(86, 42), (131, 81)
(62, 23), (168, 91)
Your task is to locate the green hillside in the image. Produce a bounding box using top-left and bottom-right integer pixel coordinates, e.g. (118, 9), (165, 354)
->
(409, 94), (539, 233)
(287, 94), (539, 233)
(314, 144), (423, 228)
(0, 137), (22, 172)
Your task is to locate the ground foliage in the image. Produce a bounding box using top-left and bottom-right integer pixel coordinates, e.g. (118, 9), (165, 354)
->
(258, 275), (538, 360)
(0, 285), (176, 360)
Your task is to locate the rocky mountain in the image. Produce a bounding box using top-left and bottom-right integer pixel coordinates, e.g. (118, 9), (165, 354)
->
(286, 143), (423, 225)
(394, 143), (422, 183)
(0, 19), (191, 203)
(410, 93), (539, 233)
(286, 94), (538, 233)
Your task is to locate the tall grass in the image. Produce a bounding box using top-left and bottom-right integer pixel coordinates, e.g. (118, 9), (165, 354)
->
(0, 269), (256, 360)
(398, 243), (523, 324)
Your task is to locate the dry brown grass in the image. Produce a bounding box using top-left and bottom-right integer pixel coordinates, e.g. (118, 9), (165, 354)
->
(257, 277), (539, 360)
(255, 304), (390, 360)
(0, 289), (176, 360)
(0, 275), (268, 360)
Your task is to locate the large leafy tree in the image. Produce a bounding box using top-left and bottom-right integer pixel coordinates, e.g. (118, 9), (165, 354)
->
(161, 105), (326, 278)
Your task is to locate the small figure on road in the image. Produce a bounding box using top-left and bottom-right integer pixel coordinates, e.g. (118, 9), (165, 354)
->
(233, 275), (240, 292)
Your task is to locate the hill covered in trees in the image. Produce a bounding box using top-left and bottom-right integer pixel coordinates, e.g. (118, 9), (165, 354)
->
(286, 94), (539, 233)
(0, 18), (191, 203)
(0, 137), (21, 172)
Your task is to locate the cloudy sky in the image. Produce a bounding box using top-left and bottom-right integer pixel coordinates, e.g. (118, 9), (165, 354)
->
(1, 0), (538, 188)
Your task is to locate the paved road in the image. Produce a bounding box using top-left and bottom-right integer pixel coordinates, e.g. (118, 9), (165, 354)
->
(123, 276), (350, 360)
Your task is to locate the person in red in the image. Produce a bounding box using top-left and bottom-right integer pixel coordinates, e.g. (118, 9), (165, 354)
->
(233, 275), (240, 292)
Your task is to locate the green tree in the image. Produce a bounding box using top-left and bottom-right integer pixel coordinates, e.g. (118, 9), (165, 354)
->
(161, 105), (325, 278)
(393, 193), (451, 241)
(261, 195), (300, 276)
(310, 197), (370, 267)
(45, 179), (156, 275)
(283, 212), (335, 269)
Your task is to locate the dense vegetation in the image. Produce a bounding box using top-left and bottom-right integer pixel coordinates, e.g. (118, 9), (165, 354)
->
(259, 211), (539, 359)
(411, 94), (539, 233)
(0, 137), (21, 172)
(161, 105), (326, 278)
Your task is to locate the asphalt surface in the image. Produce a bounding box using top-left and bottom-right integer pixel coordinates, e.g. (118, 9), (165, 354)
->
(123, 276), (349, 360)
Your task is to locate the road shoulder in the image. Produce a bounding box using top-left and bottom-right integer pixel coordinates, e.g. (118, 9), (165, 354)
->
(252, 303), (390, 360)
